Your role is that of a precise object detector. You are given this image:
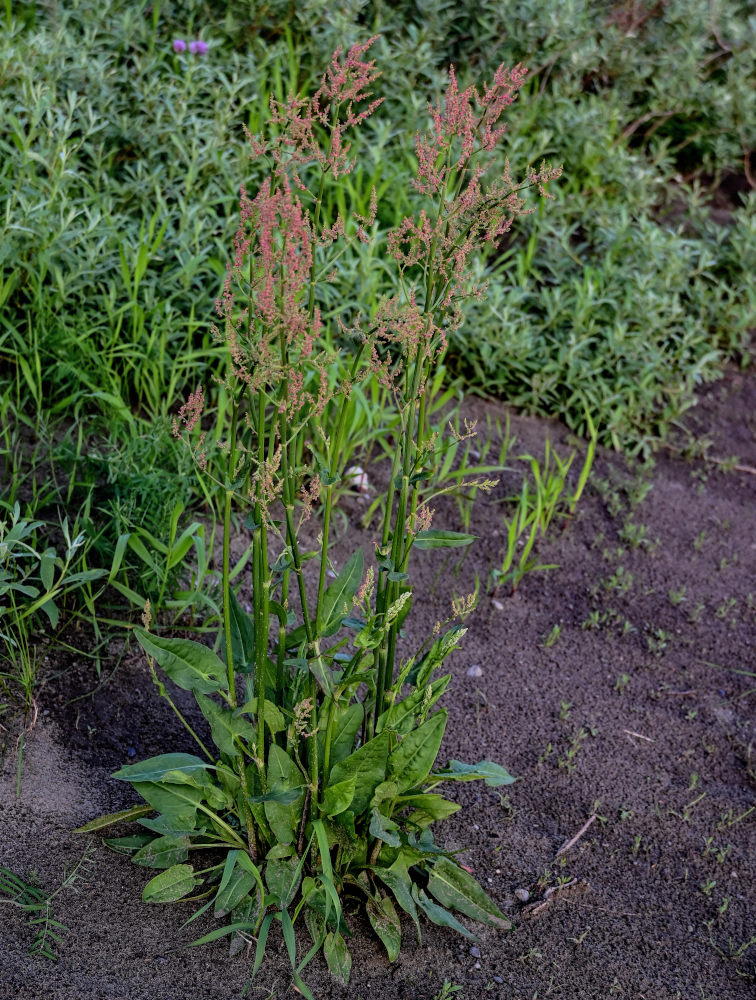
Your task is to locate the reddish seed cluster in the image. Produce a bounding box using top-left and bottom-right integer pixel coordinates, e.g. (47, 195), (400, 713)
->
(175, 40), (561, 497)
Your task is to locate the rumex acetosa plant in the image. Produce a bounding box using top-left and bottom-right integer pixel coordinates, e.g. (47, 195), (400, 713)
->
(80, 39), (560, 995)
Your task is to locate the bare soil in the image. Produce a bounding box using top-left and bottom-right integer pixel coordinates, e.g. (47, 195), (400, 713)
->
(1, 366), (754, 1000)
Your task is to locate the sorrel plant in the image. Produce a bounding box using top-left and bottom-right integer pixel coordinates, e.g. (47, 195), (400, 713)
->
(80, 40), (560, 994)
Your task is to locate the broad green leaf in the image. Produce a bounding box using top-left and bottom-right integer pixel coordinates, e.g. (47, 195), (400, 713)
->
(248, 782), (303, 805)
(388, 710), (447, 793)
(428, 857), (511, 929)
(227, 588), (255, 674)
(369, 809), (400, 847)
(142, 864), (201, 903)
(366, 894), (401, 961)
(102, 834), (153, 855)
(196, 693), (256, 757)
(131, 780), (204, 820)
(238, 697), (286, 735)
(324, 931), (351, 985)
(370, 780), (398, 808)
(320, 549), (363, 636)
(319, 702), (363, 768)
(73, 803), (153, 833)
(430, 759), (517, 787)
(215, 868), (257, 918)
(112, 753), (211, 785)
(132, 835), (189, 869)
(308, 654), (335, 697)
(265, 854), (301, 907)
(138, 814), (198, 837)
(379, 674), (450, 735)
(412, 885), (476, 940)
(133, 628), (227, 694)
(328, 730), (389, 816)
(320, 776), (357, 818)
(402, 793), (461, 828)
(413, 530), (476, 550)
(264, 743), (305, 845)
(373, 854), (421, 937)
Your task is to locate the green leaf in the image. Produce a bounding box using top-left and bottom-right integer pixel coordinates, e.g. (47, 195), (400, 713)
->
(215, 868), (257, 918)
(324, 931), (351, 985)
(112, 753), (211, 785)
(132, 835), (189, 869)
(102, 834), (153, 855)
(264, 744), (305, 845)
(265, 854), (301, 907)
(413, 530), (476, 550)
(138, 814), (198, 837)
(379, 674), (450, 735)
(319, 702), (363, 768)
(369, 809), (401, 847)
(131, 781), (205, 821)
(366, 894), (401, 961)
(402, 793), (461, 828)
(142, 864), (201, 903)
(320, 549), (363, 636)
(428, 857), (511, 930)
(248, 782), (303, 805)
(195, 693), (256, 757)
(373, 853), (421, 938)
(430, 759), (517, 787)
(412, 885), (477, 940)
(238, 697), (286, 735)
(320, 776), (357, 818)
(227, 588), (255, 673)
(388, 710), (447, 793)
(328, 730), (390, 816)
(412, 627), (466, 687)
(133, 628), (227, 694)
(73, 803), (153, 833)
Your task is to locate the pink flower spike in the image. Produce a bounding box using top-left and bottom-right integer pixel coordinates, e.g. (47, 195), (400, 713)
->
(172, 39), (187, 53)
(189, 39), (209, 55)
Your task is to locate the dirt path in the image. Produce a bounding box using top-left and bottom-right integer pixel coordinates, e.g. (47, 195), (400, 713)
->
(1, 367), (754, 1000)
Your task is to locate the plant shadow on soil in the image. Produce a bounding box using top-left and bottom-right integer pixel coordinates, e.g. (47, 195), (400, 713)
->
(1, 364), (755, 1000)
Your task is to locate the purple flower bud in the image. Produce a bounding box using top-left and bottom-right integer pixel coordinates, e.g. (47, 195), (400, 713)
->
(189, 39), (208, 55)
(173, 38), (187, 53)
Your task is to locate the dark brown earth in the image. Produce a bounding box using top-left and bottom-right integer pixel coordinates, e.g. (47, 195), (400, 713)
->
(1, 365), (755, 1000)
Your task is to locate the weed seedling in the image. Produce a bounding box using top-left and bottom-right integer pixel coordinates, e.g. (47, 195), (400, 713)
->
(542, 624), (562, 647)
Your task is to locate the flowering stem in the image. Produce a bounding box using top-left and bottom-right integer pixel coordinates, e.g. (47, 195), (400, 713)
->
(223, 404), (239, 708)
